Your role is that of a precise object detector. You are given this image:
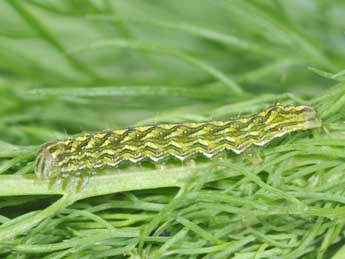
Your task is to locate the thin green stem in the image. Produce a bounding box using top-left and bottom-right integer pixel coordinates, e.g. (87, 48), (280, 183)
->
(69, 40), (244, 94)
(0, 165), (199, 198)
(0, 195), (73, 242)
(6, 0), (99, 80)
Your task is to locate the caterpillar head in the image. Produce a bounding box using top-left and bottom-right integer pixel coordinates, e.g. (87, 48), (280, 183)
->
(34, 142), (64, 180)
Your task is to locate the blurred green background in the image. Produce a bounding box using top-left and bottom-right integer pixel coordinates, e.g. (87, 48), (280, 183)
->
(1, 0), (343, 144)
(1, 1), (345, 259)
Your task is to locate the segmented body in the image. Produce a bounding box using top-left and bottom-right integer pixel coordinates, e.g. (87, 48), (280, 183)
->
(35, 105), (320, 187)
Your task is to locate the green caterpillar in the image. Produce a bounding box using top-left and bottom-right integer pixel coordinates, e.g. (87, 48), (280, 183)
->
(35, 105), (321, 190)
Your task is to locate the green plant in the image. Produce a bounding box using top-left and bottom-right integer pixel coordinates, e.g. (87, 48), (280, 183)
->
(1, 1), (345, 258)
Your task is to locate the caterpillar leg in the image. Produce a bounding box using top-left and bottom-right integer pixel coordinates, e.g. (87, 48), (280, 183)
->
(65, 175), (89, 192)
(75, 175), (89, 191)
(47, 174), (89, 192)
(186, 159), (197, 168)
(47, 176), (70, 190)
(48, 177), (63, 189)
(242, 147), (264, 165)
(157, 163), (167, 172)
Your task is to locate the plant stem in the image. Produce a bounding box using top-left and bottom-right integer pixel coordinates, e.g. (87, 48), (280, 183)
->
(0, 166), (197, 241)
(0, 165), (201, 198)
(0, 195), (73, 241)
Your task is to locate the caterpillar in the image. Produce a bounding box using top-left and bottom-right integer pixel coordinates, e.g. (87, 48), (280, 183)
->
(35, 105), (321, 190)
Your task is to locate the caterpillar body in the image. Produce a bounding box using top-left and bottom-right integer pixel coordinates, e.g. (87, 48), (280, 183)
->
(35, 105), (320, 189)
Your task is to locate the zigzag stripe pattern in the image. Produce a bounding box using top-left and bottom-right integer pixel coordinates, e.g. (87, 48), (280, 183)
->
(34, 105), (320, 181)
